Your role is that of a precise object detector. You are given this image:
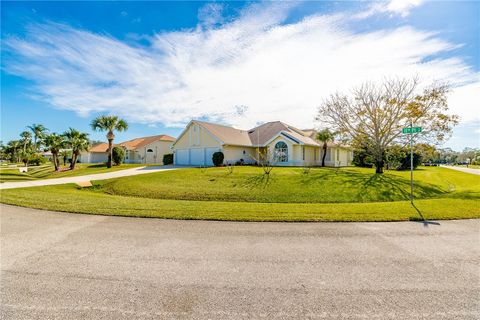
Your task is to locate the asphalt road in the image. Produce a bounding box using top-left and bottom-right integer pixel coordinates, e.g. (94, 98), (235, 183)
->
(1, 205), (479, 319)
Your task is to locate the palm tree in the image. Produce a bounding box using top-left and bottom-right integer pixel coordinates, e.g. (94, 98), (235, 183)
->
(28, 124), (48, 151)
(44, 133), (65, 171)
(90, 115), (128, 168)
(7, 140), (22, 163)
(316, 128), (335, 167)
(20, 131), (32, 152)
(59, 149), (71, 166)
(63, 128), (89, 170)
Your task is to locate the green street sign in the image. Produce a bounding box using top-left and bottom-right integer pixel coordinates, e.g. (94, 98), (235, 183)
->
(402, 127), (422, 134)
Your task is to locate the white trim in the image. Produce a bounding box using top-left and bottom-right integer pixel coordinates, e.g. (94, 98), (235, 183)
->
(262, 131), (301, 147)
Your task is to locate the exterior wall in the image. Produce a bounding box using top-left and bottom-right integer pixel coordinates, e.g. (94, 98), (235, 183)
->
(289, 145), (317, 166)
(266, 137), (318, 166)
(79, 152), (108, 163)
(323, 147), (352, 167)
(123, 141), (173, 164)
(173, 123), (221, 149)
(266, 136), (295, 166)
(124, 150), (139, 164)
(304, 146), (317, 166)
(222, 146), (257, 164)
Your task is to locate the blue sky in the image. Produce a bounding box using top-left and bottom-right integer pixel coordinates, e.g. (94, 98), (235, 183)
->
(1, 1), (479, 150)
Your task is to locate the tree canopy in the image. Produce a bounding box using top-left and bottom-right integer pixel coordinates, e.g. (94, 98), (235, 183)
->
(317, 78), (458, 173)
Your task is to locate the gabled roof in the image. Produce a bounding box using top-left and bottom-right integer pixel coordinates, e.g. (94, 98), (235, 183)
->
(189, 120), (322, 147)
(120, 135), (175, 150)
(88, 135), (175, 153)
(175, 119), (352, 149)
(248, 122), (320, 147)
(194, 121), (252, 146)
(89, 142), (110, 153)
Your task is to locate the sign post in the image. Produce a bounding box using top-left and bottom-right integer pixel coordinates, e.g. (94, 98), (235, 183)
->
(402, 126), (422, 204)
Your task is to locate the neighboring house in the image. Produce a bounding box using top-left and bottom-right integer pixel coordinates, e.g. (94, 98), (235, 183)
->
(79, 143), (110, 163)
(172, 120), (353, 167)
(80, 135), (175, 164)
(121, 135), (175, 164)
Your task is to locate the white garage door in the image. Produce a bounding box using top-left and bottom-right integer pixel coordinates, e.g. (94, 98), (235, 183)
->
(205, 148), (220, 166)
(190, 148), (205, 165)
(175, 149), (189, 165)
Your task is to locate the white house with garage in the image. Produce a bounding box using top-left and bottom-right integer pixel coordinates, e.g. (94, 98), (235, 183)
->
(172, 120), (353, 167)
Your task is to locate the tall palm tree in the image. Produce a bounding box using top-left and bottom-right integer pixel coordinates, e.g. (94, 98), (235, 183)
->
(316, 128), (335, 167)
(90, 115), (128, 168)
(63, 128), (89, 170)
(44, 133), (65, 171)
(20, 131), (32, 152)
(28, 124), (48, 151)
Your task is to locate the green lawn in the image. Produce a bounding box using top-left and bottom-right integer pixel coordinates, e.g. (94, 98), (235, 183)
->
(0, 163), (145, 183)
(101, 166), (479, 203)
(1, 166), (479, 222)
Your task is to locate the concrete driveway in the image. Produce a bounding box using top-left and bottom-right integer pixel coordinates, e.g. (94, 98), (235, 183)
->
(0, 165), (177, 190)
(1, 204), (478, 319)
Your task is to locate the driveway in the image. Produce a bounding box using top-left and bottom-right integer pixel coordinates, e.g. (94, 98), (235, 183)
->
(1, 204), (478, 319)
(442, 165), (480, 175)
(0, 166), (177, 190)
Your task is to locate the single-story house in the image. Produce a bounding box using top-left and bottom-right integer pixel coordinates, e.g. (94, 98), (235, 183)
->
(80, 135), (175, 164)
(121, 135), (175, 164)
(79, 143), (110, 163)
(172, 120), (353, 167)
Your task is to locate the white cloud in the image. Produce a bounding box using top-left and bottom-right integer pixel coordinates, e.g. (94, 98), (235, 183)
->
(447, 80), (480, 123)
(356, 0), (424, 19)
(3, 2), (478, 131)
(384, 0), (424, 17)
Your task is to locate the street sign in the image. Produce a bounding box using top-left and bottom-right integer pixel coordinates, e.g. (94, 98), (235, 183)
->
(402, 127), (422, 134)
(402, 125), (422, 207)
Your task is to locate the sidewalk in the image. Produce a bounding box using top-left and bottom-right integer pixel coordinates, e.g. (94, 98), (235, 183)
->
(0, 166), (178, 190)
(441, 165), (480, 176)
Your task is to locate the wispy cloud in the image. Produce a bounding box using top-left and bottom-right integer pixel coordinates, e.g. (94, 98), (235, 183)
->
(356, 0), (424, 19)
(3, 2), (478, 129)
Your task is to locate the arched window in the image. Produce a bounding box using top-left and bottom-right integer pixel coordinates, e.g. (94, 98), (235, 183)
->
(147, 149), (153, 152)
(274, 141), (288, 162)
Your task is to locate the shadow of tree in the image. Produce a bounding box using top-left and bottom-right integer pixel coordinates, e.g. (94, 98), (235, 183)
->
(298, 169), (445, 202)
(409, 202), (441, 227)
(242, 174), (274, 189)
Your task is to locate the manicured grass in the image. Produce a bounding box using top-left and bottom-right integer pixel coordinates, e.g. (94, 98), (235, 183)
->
(1, 183), (479, 221)
(101, 166), (480, 203)
(0, 163), (145, 183)
(0, 166), (479, 222)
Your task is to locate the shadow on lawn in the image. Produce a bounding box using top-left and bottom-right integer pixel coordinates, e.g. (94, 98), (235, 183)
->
(242, 173), (274, 189)
(300, 169), (445, 202)
(409, 202), (441, 227)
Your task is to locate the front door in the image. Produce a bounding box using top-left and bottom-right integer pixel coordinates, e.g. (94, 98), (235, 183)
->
(145, 148), (155, 164)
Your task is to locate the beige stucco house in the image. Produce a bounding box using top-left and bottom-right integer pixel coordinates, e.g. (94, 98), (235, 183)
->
(172, 120), (353, 167)
(80, 135), (175, 164)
